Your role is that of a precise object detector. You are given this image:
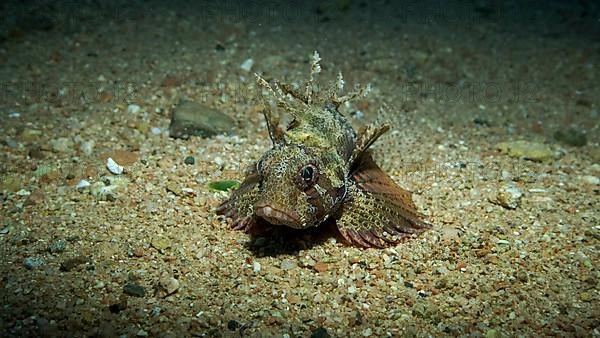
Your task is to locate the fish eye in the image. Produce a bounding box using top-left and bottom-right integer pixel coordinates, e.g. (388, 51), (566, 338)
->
(299, 164), (318, 186)
(301, 166), (313, 181)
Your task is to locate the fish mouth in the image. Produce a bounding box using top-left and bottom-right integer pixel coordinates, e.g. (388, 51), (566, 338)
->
(254, 204), (302, 228)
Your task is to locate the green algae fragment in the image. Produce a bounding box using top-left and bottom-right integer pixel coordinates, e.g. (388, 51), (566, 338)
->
(208, 180), (240, 191)
(496, 140), (554, 162)
(33, 165), (53, 178)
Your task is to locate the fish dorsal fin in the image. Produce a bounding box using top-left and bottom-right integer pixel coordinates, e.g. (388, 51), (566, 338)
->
(305, 51), (322, 105)
(255, 73), (297, 145)
(262, 107), (285, 145)
(349, 124), (390, 167)
(279, 82), (308, 105)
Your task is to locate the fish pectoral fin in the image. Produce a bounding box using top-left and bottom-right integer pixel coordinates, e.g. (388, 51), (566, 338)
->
(216, 163), (260, 231)
(349, 124), (390, 166)
(336, 154), (432, 248)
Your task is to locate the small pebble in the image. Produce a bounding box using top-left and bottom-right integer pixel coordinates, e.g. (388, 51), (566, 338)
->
(50, 137), (73, 153)
(348, 255), (361, 264)
(123, 283), (145, 297)
(23, 257), (44, 270)
(252, 261), (261, 273)
(60, 256), (89, 271)
(6, 139), (19, 148)
(440, 227), (460, 241)
(227, 320), (239, 331)
(184, 156), (195, 165)
(157, 273), (180, 296)
(314, 293), (325, 303)
(580, 292), (591, 302)
(516, 271), (528, 282)
(20, 128), (42, 142)
(169, 100), (235, 139)
(351, 110), (365, 119)
(48, 240), (66, 253)
(580, 175), (599, 185)
(16, 189), (31, 196)
(79, 140), (95, 156)
(436, 266), (449, 274)
(89, 179), (123, 201)
(280, 259), (296, 270)
(151, 127), (162, 135)
(127, 104), (141, 114)
(485, 329), (499, 338)
(240, 58), (254, 72)
(133, 247), (145, 257)
(151, 238), (171, 251)
(151, 306), (161, 317)
(313, 262), (328, 273)
(490, 185), (522, 209)
(108, 150), (138, 166)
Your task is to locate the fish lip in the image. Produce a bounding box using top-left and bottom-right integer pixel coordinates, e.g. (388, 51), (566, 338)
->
(254, 204), (303, 228)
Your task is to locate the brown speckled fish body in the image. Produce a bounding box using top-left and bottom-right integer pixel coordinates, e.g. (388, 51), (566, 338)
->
(217, 52), (432, 248)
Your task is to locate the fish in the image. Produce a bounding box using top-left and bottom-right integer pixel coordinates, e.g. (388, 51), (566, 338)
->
(216, 51), (432, 248)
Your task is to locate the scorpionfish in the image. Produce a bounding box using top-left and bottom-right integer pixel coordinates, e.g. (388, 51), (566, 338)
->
(217, 52), (432, 248)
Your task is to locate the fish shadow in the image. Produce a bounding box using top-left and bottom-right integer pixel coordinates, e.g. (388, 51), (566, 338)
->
(244, 219), (342, 257)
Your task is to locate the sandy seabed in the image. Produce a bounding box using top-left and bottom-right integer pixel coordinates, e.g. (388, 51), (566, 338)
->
(0, 1), (598, 337)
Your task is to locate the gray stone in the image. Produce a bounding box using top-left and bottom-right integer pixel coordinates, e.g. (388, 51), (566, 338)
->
(48, 240), (67, 253)
(184, 156), (195, 165)
(50, 137), (74, 153)
(123, 283), (145, 297)
(489, 184), (523, 209)
(169, 100), (235, 139)
(280, 259), (297, 270)
(23, 256), (44, 270)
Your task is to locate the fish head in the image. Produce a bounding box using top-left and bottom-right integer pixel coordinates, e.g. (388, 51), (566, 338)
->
(253, 145), (346, 229)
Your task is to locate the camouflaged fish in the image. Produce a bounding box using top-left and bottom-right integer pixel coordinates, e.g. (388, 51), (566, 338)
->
(217, 52), (432, 248)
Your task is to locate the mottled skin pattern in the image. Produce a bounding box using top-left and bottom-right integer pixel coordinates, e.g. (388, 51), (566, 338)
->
(217, 52), (432, 248)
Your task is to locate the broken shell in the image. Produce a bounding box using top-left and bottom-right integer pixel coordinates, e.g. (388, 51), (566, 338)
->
(106, 157), (124, 175)
(76, 179), (91, 190)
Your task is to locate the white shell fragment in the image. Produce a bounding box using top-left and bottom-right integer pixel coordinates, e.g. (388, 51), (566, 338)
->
(252, 261), (261, 273)
(76, 179), (91, 190)
(16, 189), (31, 196)
(127, 104), (141, 114)
(106, 157), (124, 175)
(240, 58), (254, 72)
